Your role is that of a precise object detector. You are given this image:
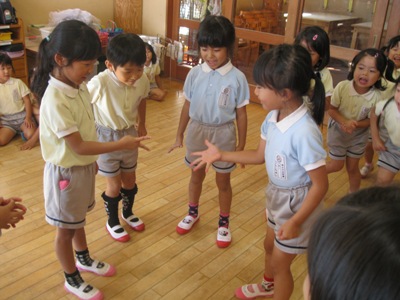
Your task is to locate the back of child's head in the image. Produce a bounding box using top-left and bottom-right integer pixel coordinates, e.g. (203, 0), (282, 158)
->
(253, 44), (325, 125)
(347, 48), (395, 90)
(197, 15), (235, 57)
(145, 43), (157, 64)
(294, 26), (330, 71)
(31, 20), (101, 101)
(107, 33), (146, 67)
(0, 52), (13, 68)
(307, 186), (400, 300)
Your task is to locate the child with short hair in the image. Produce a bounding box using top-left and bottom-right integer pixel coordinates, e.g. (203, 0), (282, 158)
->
(370, 77), (400, 186)
(0, 52), (38, 148)
(191, 44), (328, 299)
(168, 15), (249, 248)
(88, 33), (150, 243)
(31, 20), (150, 299)
(144, 43), (167, 101)
(326, 48), (394, 193)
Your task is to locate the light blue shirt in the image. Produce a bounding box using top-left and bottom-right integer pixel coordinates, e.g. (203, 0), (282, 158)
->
(261, 104), (326, 188)
(183, 60), (250, 124)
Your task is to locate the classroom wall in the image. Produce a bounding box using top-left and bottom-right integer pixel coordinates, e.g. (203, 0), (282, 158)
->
(142, 0), (167, 37)
(11, 0), (114, 31)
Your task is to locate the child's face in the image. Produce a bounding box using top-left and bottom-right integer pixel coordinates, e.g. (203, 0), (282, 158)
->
(300, 40), (320, 69)
(145, 48), (153, 63)
(200, 46), (228, 70)
(353, 55), (381, 94)
(254, 85), (283, 111)
(388, 42), (400, 69)
(57, 59), (97, 88)
(108, 62), (144, 86)
(0, 63), (12, 84)
(395, 83), (400, 112)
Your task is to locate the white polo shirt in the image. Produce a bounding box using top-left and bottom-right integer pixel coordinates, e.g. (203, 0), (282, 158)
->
(0, 78), (30, 115)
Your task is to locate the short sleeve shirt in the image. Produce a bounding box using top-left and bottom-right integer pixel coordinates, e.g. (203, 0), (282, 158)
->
(261, 104), (326, 188)
(88, 70), (150, 130)
(0, 78), (30, 115)
(144, 62), (160, 84)
(40, 76), (98, 168)
(183, 61), (250, 124)
(320, 67), (334, 97)
(375, 99), (400, 147)
(331, 80), (381, 120)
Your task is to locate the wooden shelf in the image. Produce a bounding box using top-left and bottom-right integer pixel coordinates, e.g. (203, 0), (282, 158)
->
(0, 18), (28, 85)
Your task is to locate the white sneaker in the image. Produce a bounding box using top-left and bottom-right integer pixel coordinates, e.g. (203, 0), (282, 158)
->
(176, 215), (199, 234)
(64, 281), (103, 300)
(360, 164), (374, 178)
(216, 227), (232, 248)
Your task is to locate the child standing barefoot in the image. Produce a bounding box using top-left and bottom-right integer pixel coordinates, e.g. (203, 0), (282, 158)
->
(31, 20), (150, 300)
(169, 15), (250, 248)
(192, 44), (328, 300)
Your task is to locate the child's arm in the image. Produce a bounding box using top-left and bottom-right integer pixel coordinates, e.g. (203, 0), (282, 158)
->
(370, 107), (386, 151)
(191, 138), (265, 172)
(277, 165), (328, 240)
(168, 99), (190, 152)
(64, 131), (150, 155)
(155, 74), (163, 90)
(137, 98), (147, 137)
(22, 95), (35, 128)
(236, 106), (247, 151)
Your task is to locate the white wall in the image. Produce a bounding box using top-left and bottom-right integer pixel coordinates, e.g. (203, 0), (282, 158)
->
(12, 0), (113, 31)
(142, 0), (167, 37)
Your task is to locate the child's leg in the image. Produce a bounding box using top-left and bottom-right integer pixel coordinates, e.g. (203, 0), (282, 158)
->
(325, 158), (345, 174)
(21, 105), (40, 150)
(120, 171), (144, 231)
(376, 167), (396, 186)
(215, 172), (232, 247)
(103, 175), (130, 242)
(270, 247), (297, 300)
(0, 127), (16, 146)
(360, 141), (374, 178)
(176, 168), (206, 234)
(346, 157), (361, 193)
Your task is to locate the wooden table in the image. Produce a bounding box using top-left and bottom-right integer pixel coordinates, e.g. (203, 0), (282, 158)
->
(350, 21), (387, 49)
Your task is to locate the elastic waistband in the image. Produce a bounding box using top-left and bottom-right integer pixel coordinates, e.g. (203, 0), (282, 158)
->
(190, 119), (234, 128)
(96, 124), (135, 134)
(268, 181), (311, 191)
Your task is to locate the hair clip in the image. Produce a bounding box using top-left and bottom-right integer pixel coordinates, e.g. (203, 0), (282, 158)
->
(374, 52), (379, 58)
(312, 34), (318, 41)
(45, 35), (51, 42)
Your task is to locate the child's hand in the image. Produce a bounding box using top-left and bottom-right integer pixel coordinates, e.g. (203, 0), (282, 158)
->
(0, 197), (27, 229)
(168, 137), (183, 153)
(277, 219), (300, 240)
(119, 135), (151, 151)
(24, 117), (35, 128)
(137, 123), (147, 137)
(372, 138), (386, 152)
(340, 120), (358, 134)
(191, 139), (222, 172)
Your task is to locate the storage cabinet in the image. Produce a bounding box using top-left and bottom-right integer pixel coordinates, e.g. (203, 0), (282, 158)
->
(0, 18), (28, 85)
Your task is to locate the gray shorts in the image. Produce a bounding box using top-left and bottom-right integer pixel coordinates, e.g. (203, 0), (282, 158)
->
(377, 138), (400, 173)
(44, 162), (96, 229)
(266, 182), (323, 255)
(327, 119), (369, 159)
(96, 125), (138, 177)
(185, 119), (236, 173)
(0, 111), (31, 132)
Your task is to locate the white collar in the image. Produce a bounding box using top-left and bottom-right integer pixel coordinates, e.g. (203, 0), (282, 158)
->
(201, 60), (233, 75)
(268, 104), (308, 133)
(107, 69), (137, 87)
(49, 75), (84, 98)
(349, 80), (376, 101)
(0, 78), (14, 85)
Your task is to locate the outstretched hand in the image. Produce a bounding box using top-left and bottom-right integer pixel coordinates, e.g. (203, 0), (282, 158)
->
(168, 137), (183, 153)
(120, 135), (151, 151)
(190, 139), (221, 172)
(0, 197), (27, 229)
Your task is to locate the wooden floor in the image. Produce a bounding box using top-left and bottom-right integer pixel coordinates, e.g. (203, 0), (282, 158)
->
(0, 78), (397, 300)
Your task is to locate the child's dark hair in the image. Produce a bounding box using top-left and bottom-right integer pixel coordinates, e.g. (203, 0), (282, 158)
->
(253, 44), (326, 125)
(308, 186), (400, 299)
(347, 48), (395, 90)
(145, 43), (157, 64)
(31, 20), (101, 102)
(197, 15), (235, 57)
(381, 35), (400, 54)
(294, 26), (330, 71)
(0, 52), (13, 70)
(107, 33), (146, 67)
